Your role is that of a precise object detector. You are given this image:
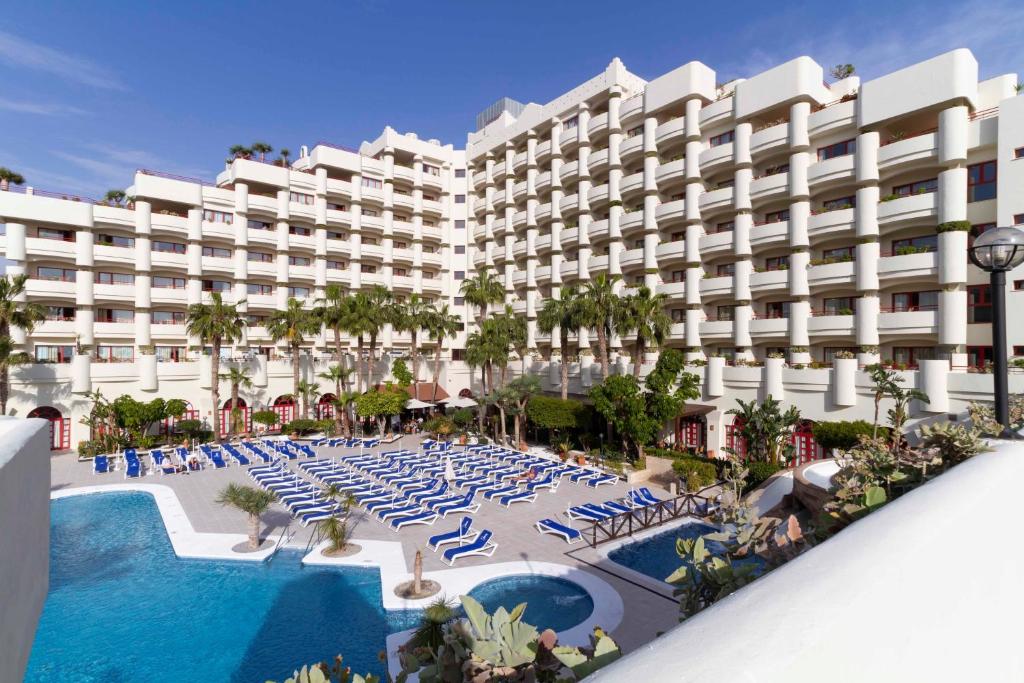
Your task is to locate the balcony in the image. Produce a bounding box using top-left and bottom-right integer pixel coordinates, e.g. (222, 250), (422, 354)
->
(750, 316), (789, 337)
(513, 180), (528, 203)
(655, 117), (686, 149)
(472, 169), (488, 188)
(536, 234), (552, 254)
(699, 186), (733, 214)
(807, 100), (856, 137)
(620, 210), (644, 235)
(620, 248), (644, 270)
(588, 112), (609, 138)
(877, 250), (938, 282)
(512, 151), (528, 174)
(656, 158), (686, 185)
(656, 280), (686, 299)
(621, 171), (644, 197)
(807, 259), (856, 288)
(536, 265), (552, 283)
(619, 134), (644, 161)
(560, 227), (579, 247)
(559, 160), (579, 182)
(699, 275), (732, 298)
(536, 139), (552, 162)
(750, 220), (788, 248)
(878, 308), (939, 335)
(559, 193), (579, 215)
(655, 199), (686, 224)
(750, 172), (788, 203)
(25, 236), (77, 260)
(699, 97), (734, 127)
(877, 132), (938, 171)
(699, 142), (734, 174)
(699, 229), (734, 257)
(749, 269), (789, 292)
(808, 154), (855, 188)
(699, 319), (734, 339)
(94, 283), (136, 303)
(26, 278), (75, 299)
(655, 240), (686, 262)
(807, 207), (854, 237)
(151, 287), (188, 306)
(877, 192), (937, 227)
(492, 161), (507, 181)
(536, 171), (552, 193)
(807, 311), (856, 336)
(588, 184), (610, 208)
(749, 122), (788, 158)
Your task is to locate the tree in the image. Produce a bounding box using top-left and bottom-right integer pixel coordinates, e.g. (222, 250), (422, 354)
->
(354, 385), (407, 436)
(537, 286), (580, 400)
(829, 64), (856, 80)
(104, 189), (127, 206)
(220, 365), (253, 435)
(267, 297), (319, 416)
(344, 291), (373, 391)
(0, 337), (31, 417)
(109, 395), (187, 446)
(725, 397), (801, 465)
(394, 293), (432, 384)
(318, 364), (353, 435)
(215, 484), (276, 550)
(0, 167), (25, 191)
(297, 379), (320, 420)
(364, 285), (395, 390)
(316, 485), (357, 555)
(228, 144), (252, 160)
(250, 141), (273, 162)
(577, 274), (620, 381)
(391, 358), (413, 387)
(459, 269), (504, 329)
(616, 285), (671, 378)
(0, 274), (45, 414)
(526, 395), (585, 439)
(277, 148), (291, 167)
(186, 292), (246, 440)
(315, 283), (351, 388)
(501, 374), (541, 448)
(424, 304), (461, 402)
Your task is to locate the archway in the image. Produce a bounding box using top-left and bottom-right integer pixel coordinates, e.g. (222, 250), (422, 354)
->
(726, 416), (748, 460)
(316, 393), (337, 420)
(272, 395), (297, 424)
(161, 400), (198, 436)
(221, 397), (251, 436)
(791, 419), (821, 466)
(28, 406), (70, 451)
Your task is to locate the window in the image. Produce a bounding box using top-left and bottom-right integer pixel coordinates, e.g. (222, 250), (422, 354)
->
(152, 240), (186, 254)
(248, 219), (272, 231)
(363, 238), (379, 246)
(893, 178), (937, 197)
(327, 202), (347, 211)
(455, 194), (466, 204)
(822, 346), (858, 363)
(634, 239), (644, 249)
(153, 276), (186, 289)
(289, 191), (314, 205)
(38, 227), (74, 241)
(327, 230), (346, 240)
(203, 209), (232, 223)
(424, 164), (440, 176)
(891, 290), (939, 312)
(248, 251), (274, 262)
(892, 346), (934, 368)
(765, 255), (789, 271)
(247, 283), (274, 295)
(202, 246), (231, 258)
(670, 270), (685, 283)
(671, 309), (685, 322)
(394, 268), (408, 277)
(967, 346), (993, 368)
(35, 345), (73, 364)
(326, 260), (347, 270)
(891, 235), (938, 254)
(817, 139), (856, 161)
(288, 286), (310, 298)
(422, 271), (437, 279)
(455, 168), (466, 178)
(288, 255), (311, 266)
(716, 179), (734, 189)
(455, 271), (465, 280)
(454, 297), (465, 306)
(361, 264), (377, 274)
(765, 301), (791, 319)
(202, 279), (231, 292)
(289, 225), (311, 236)
(245, 314), (269, 326)
(709, 130), (735, 147)
(95, 345), (134, 363)
(96, 308), (134, 323)
(362, 208), (380, 217)
(45, 306), (75, 321)
(764, 209), (790, 223)
(822, 195), (856, 211)
(394, 241), (408, 250)
(968, 284), (992, 323)
(1016, 214), (1024, 226)
(96, 233), (134, 248)
(37, 267), (75, 282)
(821, 246), (855, 262)
(716, 263), (735, 276)
(360, 177), (382, 190)
(454, 219), (466, 229)
(822, 297), (855, 315)
(969, 223), (996, 248)
(1015, 147), (1024, 160)
(454, 245), (466, 254)
(451, 348), (465, 361)
(423, 245), (436, 254)
(563, 116), (578, 130)
(671, 232), (684, 242)
(155, 346), (186, 362)
(152, 310), (186, 325)
(716, 305), (735, 321)
(967, 161), (997, 202)
(95, 272), (135, 285)
(627, 125), (643, 138)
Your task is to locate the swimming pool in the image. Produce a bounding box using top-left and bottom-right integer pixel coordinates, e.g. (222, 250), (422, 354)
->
(468, 575), (593, 632)
(26, 492), (592, 682)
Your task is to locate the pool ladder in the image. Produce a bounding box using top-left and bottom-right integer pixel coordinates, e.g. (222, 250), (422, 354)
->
(267, 523), (294, 563)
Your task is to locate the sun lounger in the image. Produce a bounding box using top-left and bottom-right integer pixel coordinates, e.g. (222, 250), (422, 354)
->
(568, 467), (598, 483)
(586, 473), (618, 488)
(433, 493), (481, 517)
(442, 529), (497, 566)
(602, 500), (631, 515)
(377, 503), (423, 521)
(499, 489), (537, 506)
(638, 487), (662, 505)
(93, 455), (109, 474)
(300, 507), (339, 527)
(427, 517), (477, 550)
(123, 456), (142, 478)
(567, 505), (611, 522)
(535, 518), (582, 544)
(483, 484), (519, 500)
(390, 509), (439, 529)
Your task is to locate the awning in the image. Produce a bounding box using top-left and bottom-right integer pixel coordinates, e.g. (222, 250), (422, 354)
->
(441, 396), (478, 409)
(405, 398), (434, 410)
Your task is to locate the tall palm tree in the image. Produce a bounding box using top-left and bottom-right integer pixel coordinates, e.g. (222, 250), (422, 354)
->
(219, 365), (253, 436)
(215, 483), (276, 550)
(0, 167), (25, 192)
(318, 364), (353, 434)
(0, 274), (45, 414)
(363, 285), (394, 391)
(395, 294), (432, 384)
(0, 337), (31, 417)
(577, 274), (620, 380)
(228, 145), (252, 160)
(344, 291), (373, 391)
(459, 270), (505, 329)
(490, 307), (520, 389)
(498, 303), (529, 378)
(315, 283), (351, 389)
(104, 189), (127, 206)
(186, 292), (246, 440)
(297, 380), (320, 420)
(616, 285), (672, 379)
(424, 304), (461, 402)
(267, 298), (319, 417)
(465, 331), (490, 396)
(277, 148), (291, 167)
(537, 286), (579, 400)
(250, 141), (273, 162)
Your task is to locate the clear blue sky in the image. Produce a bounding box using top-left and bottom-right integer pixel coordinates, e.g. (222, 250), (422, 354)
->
(0, 0), (1020, 198)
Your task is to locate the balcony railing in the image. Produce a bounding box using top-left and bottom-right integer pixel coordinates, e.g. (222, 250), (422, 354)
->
(969, 107), (998, 122)
(2, 184), (97, 203)
(137, 168), (212, 186)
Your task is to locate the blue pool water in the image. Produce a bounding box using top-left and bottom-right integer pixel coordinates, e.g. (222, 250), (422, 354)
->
(607, 521), (725, 583)
(26, 492), (593, 683)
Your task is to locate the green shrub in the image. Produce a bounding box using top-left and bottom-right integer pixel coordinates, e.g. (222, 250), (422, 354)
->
(281, 419), (320, 435)
(671, 457), (719, 491)
(252, 410), (280, 428)
(745, 461), (783, 492)
(77, 439), (104, 458)
(451, 408), (474, 429)
(937, 220), (971, 233)
(812, 420), (873, 451)
(526, 395), (585, 433)
(422, 415), (456, 438)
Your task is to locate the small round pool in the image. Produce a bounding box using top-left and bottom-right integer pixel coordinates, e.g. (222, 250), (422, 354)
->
(467, 575), (593, 632)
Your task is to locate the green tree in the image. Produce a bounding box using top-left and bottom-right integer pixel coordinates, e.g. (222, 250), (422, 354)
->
(537, 286), (580, 400)
(526, 395), (585, 439)
(104, 189), (127, 206)
(219, 365), (253, 435)
(267, 297), (319, 416)
(186, 292), (246, 440)
(0, 274), (45, 414)
(354, 385), (407, 436)
(391, 358), (413, 387)
(214, 483), (276, 550)
(228, 144), (252, 159)
(499, 374), (541, 448)
(459, 269), (504, 329)
(0, 337), (31, 417)
(344, 290), (373, 391)
(315, 283), (352, 389)
(394, 293), (432, 384)
(109, 395), (187, 446)
(577, 274), (620, 381)
(318, 363), (353, 435)
(725, 397), (801, 465)
(0, 167), (25, 191)
(277, 148), (291, 167)
(424, 303), (461, 402)
(297, 379), (320, 421)
(616, 284), (671, 378)
(250, 141), (273, 162)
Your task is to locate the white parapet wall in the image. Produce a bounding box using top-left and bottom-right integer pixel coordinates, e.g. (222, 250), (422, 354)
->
(586, 442), (1024, 682)
(0, 417), (51, 683)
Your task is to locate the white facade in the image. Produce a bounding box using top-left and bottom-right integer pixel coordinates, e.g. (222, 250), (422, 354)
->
(2, 49), (1023, 452)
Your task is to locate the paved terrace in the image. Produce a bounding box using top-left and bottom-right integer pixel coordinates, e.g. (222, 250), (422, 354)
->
(50, 435), (685, 652)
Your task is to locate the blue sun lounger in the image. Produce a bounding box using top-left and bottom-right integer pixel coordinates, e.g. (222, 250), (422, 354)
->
(567, 505), (611, 522)
(390, 509), (438, 529)
(586, 473), (618, 487)
(442, 529), (497, 566)
(483, 484), (519, 501)
(428, 517), (477, 550)
(377, 503), (422, 521)
(433, 493), (481, 516)
(499, 489), (537, 506)
(300, 506), (338, 527)
(638, 487), (662, 505)
(365, 495), (408, 514)
(93, 455), (110, 474)
(535, 518), (581, 544)
(601, 500), (631, 515)
(123, 454), (142, 478)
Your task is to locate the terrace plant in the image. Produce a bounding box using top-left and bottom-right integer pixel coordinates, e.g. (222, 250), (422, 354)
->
(0, 274), (46, 414)
(186, 292), (246, 440)
(725, 397), (801, 465)
(252, 410), (280, 432)
(317, 485), (356, 555)
(215, 483), (276, 550)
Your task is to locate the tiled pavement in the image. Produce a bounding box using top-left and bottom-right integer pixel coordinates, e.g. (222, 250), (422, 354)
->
(51, 435), (684, 652)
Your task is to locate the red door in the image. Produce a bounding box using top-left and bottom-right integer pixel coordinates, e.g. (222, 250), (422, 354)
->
(220, 406), (252, 436)
(791, 429), (821, 466)
(726, 418), (748, 459)
(28, 407), (70, 451)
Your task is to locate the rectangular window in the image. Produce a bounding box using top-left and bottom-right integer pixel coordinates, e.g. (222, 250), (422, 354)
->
(1015, 147), (1024, 160)
(455, 271), (465, 280)
(95, 272), (135, 285)
(765, 301), (791, 319)
(967, 345), (993, 368)
(327, 230), (346, 240)
(326, 260), (347, 270)
(709, 130), (735, 147)
(454, 245), (466, 254)
(248, 219), (272, 231)
(361, 264), (377, 274)
(202, 246), (231, 258)
(424, 164), (440, 176)
(393, 241), (408, 250)
(96, 233), (135, 248)
(327, 202), (347, 211)
(627, 125), (643, 138)
(152, 310), (186, 325)
(817, 139), (856, 161)
(822, 195), (856, 211)
(96, 308), (134, 323)
(248, 251), (274, 262)
(671, 232), (684, 242)
(822, 297), (855, 315)
(893, 178), (937, 197)
(765, 255), (790, 271)
(203, 209), (232, 223)
(289, 191), (314, 204)
(967, 161), (997, 202)
(716, 305), (735, 321)
(288, 255), (311, 266)
(891, 290), (939, 312)
(455, 168), (466, 178)
(671, 309), (685, 322)
(968, 284), (992, 323)
(563, 116), (578, 130)
(288, 286), (310, 298)
(454, 296), (465, 306)
(422, 271), (436, 279)
(422, 245), (436, 254)
(245, 314), (269, 326)
(35, 345), (74, 363)
(95, 345), (134, 363)
(360, 177), (382, 190)
(670, 270), (685, 283)
(155, 346), (186, 362)
(45, 306), (75, 321)
(1016, 214), (1024, 226)
(362, 208), (380, 217)
(716, 263), (735, 276)
(247, 283), (273, 295)
(37, 227), (74, 241)
(37, 267), (75, 282)
(891, 235), (938, 253)
(202, 279), (231, 292)
(821, 246), (855, 262)
(634, 239), (644, 249)
(455, 194), (466, 204)
(153, 276), (186, 289)
(892, 346), (934, 368)
(454, 219), (466, 229)
(152, 240), (186, 254)
(394, 268), (408, 277)
(289, 225), (311, 236)
(764, 209), (790, 223)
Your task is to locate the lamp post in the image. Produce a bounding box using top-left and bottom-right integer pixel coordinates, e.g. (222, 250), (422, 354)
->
(967, 226), (1024, 438)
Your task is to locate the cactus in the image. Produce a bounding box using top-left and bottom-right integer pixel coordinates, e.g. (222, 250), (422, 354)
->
(460, 595), (539, 669)
(268, 653), (407, 683)
(551, 628), (622, 679)
(918, 419), (992, 467)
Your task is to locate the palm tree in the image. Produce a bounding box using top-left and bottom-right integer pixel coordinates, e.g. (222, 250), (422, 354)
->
(0, 167), (25, 192)
(104, 189), (127, 206)
(465, 331), (490, 395)
(395, 294), (432, 385)
(499, 303), (529, 377)
(186, 292), (246, 440)
(362, 286), (394, 390)
(0, 274), (45, 414)
(250, 141), (273, 162)
(297, 379), (320, 420)
(315, 284), (351, 386)
(616, 285), (671, 379)
(228, 144), (252, 159)
(318, 364), (352, 434)
(408, 596), (457, 652)
(277, 148), (291, 167)
(537, 286), (579, 400)
(219, 365), (253, 436)
(577, 274), (620, 380)
(343, 291), (372, 391)
(459, 270), (504, 329)
(215, 483), (276, 550)
(316, 484), (356, 554)
(424, 304), (461, 402)
(267, 298), (319, 415)
(0, 337), (31, 417)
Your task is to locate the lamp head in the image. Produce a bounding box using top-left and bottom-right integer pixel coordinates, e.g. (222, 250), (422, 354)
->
(968, 226), (1024, 272)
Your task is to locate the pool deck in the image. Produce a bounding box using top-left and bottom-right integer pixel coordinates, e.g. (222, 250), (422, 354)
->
(50, 435), (685, 654)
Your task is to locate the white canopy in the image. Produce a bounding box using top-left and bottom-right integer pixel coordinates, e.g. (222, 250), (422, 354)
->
(442, 396), (478, 409)
(405, 398), (434, 410)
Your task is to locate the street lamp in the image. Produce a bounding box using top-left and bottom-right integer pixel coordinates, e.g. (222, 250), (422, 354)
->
(967, 226), (1024, 438)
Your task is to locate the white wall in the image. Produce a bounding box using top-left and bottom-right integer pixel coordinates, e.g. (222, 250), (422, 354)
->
(586, 442), (1024, 682)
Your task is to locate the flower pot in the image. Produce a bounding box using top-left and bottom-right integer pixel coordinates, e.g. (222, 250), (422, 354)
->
(459, 434), (467, 445)
(576, 454), (587, 466)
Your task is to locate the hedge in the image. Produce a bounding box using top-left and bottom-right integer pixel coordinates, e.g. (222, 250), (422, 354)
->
(812, 420), (890, 452)
(937, 220), (971, 233)
(280, 419), (322, 436)
(671, 457), (719, 491)
(745, 461), (783, 492)
(526, 395), (586, 432)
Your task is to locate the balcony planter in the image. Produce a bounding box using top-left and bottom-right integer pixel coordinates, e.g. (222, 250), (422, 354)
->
(706, 356), (725, 397)
(833, 357), (857, 407)
(764, 357), (785, 399)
